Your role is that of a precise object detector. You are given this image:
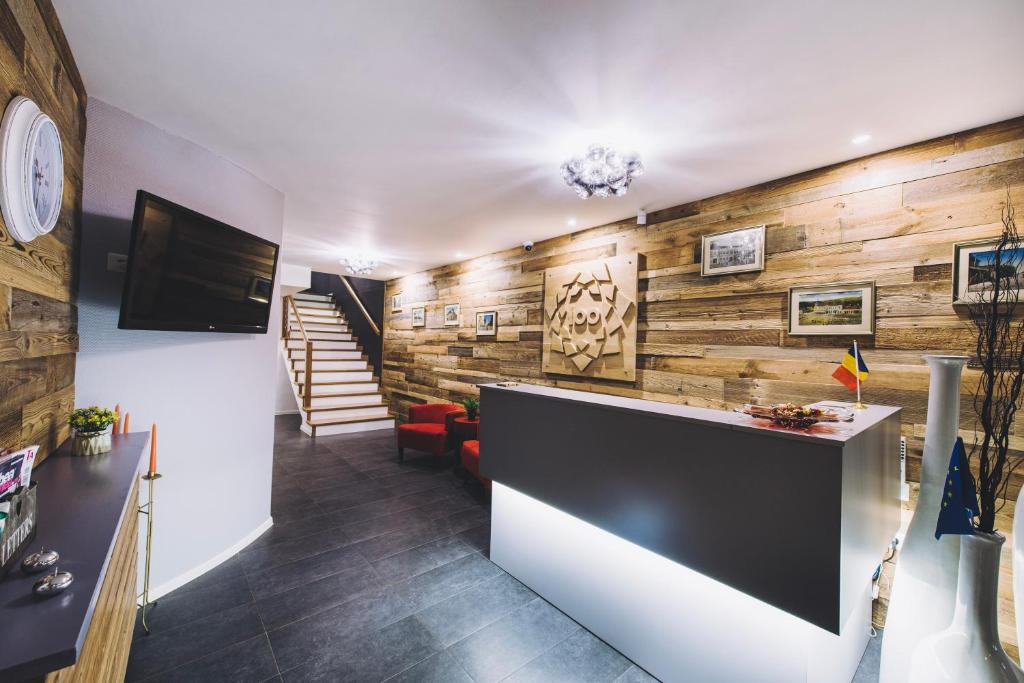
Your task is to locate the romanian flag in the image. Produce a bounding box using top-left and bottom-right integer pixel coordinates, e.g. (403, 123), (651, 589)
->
(832, 345), (868, 391)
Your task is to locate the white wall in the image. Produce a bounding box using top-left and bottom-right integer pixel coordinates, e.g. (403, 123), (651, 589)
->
(76, 100), (284, 596)
(276, 359), (299, 415)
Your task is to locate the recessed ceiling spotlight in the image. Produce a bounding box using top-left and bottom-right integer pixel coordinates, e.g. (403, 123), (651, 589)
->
(455, 252), (465, 259)
(851, 133), (872, 145)
(567, 218), (577, 227)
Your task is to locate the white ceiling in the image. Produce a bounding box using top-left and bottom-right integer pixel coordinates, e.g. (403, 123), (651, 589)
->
(54, 0), (1024, 279)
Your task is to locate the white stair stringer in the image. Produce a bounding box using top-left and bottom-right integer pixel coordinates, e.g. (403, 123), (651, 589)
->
(282, 291), (393, 437)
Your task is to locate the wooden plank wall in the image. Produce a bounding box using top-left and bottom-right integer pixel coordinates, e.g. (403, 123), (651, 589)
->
(382, 116), (1024, 652)
(0, 0), (85, 464)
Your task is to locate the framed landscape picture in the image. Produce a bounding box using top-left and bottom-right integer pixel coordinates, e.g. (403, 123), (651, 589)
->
(443, 303), (460, 326)
(411, 306), (425, 328)
(701, 224), (765, 277)
(390, 292), (403, 313)
(953, 238), (1024, 305)
(788, 281), (875, 336)
(476, 310), (496, 336)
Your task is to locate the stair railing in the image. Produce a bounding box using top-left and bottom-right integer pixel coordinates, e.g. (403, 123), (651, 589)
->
(340, 276), (381, 337)
(284, 295), (313, 411)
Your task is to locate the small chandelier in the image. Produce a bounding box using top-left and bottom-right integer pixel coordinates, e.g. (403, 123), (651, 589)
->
(341, 254), (378, 276)
(560, 144), (643, 199)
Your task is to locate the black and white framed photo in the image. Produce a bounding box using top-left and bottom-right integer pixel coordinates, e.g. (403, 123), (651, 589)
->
(788, 281), (875, 336)
(701, 224), (765, 277)
(411, 306), (425, 327)
(476, 310), (496, 336)
(953, 238), (1024, 305)
(443, 303), (460, 327)
(390, 292), (403, 313)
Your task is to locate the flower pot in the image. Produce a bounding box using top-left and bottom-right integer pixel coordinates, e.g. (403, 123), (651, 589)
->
(71, 428), (112, 456)
(909, 532), (1024, 682)
(880, 355), (968, 683)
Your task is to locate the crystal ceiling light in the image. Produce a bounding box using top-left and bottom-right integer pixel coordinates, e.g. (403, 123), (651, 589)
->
(341, 254), (378, 276)
(560, 144), (644, 199)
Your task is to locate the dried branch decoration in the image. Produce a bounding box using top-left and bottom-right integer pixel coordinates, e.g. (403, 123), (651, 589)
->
(966, 189), (1024, 532)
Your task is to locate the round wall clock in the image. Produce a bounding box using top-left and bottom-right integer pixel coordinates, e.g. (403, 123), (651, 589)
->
(0, 96), (64, 243)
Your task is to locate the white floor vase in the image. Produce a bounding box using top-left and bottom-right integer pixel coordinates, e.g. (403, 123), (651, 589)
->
(879, 355), (968, 683)
(909, 532), (1024, 682)
(1016, 488), (1024, 665)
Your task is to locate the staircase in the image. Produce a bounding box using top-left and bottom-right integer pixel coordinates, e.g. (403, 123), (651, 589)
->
(281, 291), (394, 437)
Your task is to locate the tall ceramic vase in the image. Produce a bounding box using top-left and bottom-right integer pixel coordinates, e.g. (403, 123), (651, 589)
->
(879, 355), (968, 683)
(1016, 489), (1024, 664)
(909, 532), (1024, 682)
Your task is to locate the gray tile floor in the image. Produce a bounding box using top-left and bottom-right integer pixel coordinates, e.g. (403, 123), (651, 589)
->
(125, 415), (884, 682)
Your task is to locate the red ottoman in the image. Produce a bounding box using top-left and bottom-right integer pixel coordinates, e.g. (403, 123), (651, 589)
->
(460, 440), (490, 490)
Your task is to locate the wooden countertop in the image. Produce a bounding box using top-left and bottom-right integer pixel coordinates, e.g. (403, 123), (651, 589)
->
(480, 382), (900, 446)
(0, 432), (148, 681)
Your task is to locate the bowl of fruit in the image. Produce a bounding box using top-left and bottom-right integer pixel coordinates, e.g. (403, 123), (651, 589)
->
(738, 403), (849, 429)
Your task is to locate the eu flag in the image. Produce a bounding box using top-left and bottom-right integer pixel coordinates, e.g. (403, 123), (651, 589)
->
(934, 437), (979, 539)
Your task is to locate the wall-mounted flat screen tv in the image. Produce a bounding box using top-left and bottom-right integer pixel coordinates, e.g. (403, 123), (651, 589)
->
(118, 191), (280, 333)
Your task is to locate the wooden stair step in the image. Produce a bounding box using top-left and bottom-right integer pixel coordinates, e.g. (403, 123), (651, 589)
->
(305, 400), (385, 412)
(301, 377), (380, 386)
(307, 413), (396, 427)
(306, 390), (384, 399)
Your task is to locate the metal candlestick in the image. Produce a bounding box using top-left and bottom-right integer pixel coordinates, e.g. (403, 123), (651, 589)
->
(138, 471), (161, 634)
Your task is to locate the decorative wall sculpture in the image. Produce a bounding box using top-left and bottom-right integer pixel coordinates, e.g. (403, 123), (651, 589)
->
(542, 254), (638, 381)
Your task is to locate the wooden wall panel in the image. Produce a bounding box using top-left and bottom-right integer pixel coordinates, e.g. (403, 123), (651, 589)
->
(44, 481), (138, 683)
(383, 116), (1024, 651)
(0, 0), (83, 465)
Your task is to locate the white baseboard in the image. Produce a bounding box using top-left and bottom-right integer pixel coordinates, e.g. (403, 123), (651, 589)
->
(147, 516), (273, 601)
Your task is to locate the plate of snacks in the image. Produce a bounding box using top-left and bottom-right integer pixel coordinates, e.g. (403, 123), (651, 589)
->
(737, 403), (852, 429)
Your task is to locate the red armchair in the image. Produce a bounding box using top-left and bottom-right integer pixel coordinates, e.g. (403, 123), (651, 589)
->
(460, 440), (490, 490)
(397, 403), (465, 463)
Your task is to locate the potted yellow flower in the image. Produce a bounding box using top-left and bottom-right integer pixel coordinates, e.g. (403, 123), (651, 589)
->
(68, 407), (118, 456)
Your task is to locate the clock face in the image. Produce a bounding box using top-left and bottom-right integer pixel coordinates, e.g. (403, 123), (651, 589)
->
(0, 96), (63, 243)
(29, 118), (61, 230)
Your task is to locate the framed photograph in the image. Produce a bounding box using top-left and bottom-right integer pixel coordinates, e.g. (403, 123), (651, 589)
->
(476, 310), (496, 336)
(953, 238), (1024, 305)
(701, 224), (766, 277)
(443, 303), (460, 327)
(411, 306), (425, 328)
(788, 281), (875, 336)
(390, 292), (403, 313)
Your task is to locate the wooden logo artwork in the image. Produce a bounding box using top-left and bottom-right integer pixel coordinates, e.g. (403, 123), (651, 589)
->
(542, 255), (638, 381)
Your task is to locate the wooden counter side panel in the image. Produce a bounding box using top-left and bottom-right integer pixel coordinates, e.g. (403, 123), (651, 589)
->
(44, 480), (137, 683)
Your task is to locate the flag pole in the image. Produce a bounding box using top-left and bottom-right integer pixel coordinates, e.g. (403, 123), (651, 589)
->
(853, 339), (867, 410)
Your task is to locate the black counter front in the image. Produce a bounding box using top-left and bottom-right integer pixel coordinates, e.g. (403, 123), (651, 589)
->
(479, 383), (901, 635)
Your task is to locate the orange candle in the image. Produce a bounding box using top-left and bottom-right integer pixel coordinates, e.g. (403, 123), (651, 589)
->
(149, 424), (157, 475)
(123, 412), (131, 433)
(113, 404), (121, 435)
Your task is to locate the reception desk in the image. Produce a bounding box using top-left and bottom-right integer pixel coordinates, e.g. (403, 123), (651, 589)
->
(479, 383), (900, 683)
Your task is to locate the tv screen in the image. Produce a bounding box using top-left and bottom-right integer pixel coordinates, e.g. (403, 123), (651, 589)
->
(118, 191), (280, 333)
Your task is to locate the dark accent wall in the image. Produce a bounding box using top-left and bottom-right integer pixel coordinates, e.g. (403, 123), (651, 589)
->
(0, 0), (85, 464)
(309, 272), (384, 378)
